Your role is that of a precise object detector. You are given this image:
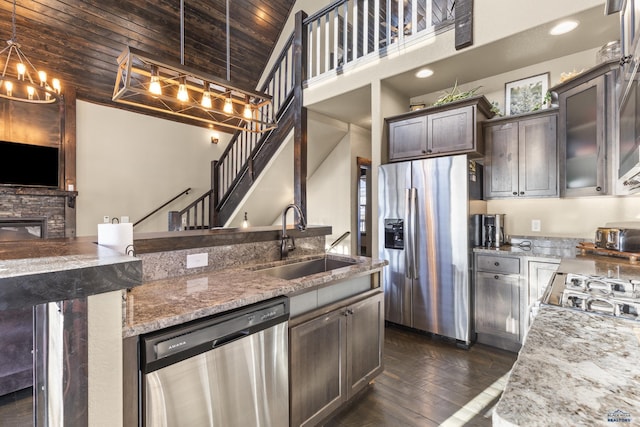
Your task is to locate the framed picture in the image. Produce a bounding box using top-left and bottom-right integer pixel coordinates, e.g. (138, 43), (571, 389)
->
(505, 73), (549, 115)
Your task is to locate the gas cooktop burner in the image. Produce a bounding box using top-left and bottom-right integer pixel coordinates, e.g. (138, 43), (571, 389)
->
(544, 272), (640, 321)
(563, 273), (639, 299)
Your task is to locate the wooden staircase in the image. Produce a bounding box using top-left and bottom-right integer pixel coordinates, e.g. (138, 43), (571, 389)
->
(177, 14), (307, 230)
(175, 1), (460, 230)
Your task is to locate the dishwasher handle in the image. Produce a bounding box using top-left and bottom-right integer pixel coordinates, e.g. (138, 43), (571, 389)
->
(212, 330), (250, 348)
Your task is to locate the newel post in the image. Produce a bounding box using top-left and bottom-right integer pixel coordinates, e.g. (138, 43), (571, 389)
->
(293, 10), (308, 224)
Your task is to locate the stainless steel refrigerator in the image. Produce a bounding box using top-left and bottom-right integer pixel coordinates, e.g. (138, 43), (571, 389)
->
(378, 154), (482, 347)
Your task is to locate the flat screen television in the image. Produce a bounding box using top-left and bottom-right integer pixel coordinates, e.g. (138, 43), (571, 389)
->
(0, 140), (59, 187)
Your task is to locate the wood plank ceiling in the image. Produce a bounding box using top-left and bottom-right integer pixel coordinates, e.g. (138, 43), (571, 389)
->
(0, 0), (295, 130)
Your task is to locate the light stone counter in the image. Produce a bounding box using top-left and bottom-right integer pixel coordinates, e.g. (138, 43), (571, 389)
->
(123, 254), (387, 337)
(493, 305), (640, 426)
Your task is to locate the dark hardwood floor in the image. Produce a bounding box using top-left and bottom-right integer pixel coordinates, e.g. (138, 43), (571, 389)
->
(0, 386), (32, 426)
(324, 325), (518, 427)
(0, 326), (517, 427)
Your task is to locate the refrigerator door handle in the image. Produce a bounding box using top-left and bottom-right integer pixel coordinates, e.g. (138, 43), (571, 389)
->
(404, 188), (414, 280)
(409, 187), (419, 279)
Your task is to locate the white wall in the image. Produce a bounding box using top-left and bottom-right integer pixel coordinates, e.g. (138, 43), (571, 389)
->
(307, 134), (351, 252)
(488, 196), (640, 239)
(411, 48), (601, 114)
(75, 101), (230, 236)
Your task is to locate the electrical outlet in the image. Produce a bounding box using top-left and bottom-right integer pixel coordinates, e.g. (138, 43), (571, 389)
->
(531, 219), (541, 232)
(120, 216), (130, 223)
(186, 253), (208, 269)
(181, 217), (187, 226)
(103, 216), (110, 224)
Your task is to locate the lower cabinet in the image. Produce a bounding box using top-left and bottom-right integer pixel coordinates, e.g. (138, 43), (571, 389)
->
(475, 272), (521, 348)
(474, 254), (522, 352)
(525, 259), (560, 335)
(289, 291), (384, 427)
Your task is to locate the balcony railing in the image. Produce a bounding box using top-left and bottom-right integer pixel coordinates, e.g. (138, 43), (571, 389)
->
(304, 0), (455, 81)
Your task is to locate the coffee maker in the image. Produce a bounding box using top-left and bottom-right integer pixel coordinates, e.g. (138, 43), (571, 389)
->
(483, 214), (506, 248)
(470, 214), (506, 248)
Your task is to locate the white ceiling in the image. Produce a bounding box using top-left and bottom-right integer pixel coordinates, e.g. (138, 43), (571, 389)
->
(306, 5), (620, 128)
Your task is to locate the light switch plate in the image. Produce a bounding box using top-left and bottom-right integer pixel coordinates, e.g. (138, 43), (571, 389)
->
(531, 219), (541, 232)
(187, 253), (208, 269)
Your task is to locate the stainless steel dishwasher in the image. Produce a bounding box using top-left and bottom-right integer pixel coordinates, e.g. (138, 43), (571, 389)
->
(140, 296), (289, 427)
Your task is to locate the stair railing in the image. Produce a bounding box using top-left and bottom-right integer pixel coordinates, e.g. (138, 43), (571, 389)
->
(170, 190), (212, 230)
(213, 34), (296, 222)
(133, 187), (191, 228)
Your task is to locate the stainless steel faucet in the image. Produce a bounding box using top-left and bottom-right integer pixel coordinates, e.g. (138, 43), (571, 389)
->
(281, 204), (307, 259)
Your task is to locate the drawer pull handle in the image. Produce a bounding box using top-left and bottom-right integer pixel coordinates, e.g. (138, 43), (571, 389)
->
(494, 275), (499, 279)
(494, 262), (500, 266)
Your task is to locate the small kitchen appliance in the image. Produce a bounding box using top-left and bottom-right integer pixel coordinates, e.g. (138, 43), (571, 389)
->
(483, 214), (506, 248)
(594, 227), (640, 252)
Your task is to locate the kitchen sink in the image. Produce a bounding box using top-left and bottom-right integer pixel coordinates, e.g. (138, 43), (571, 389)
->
(258, 257), (356, 280)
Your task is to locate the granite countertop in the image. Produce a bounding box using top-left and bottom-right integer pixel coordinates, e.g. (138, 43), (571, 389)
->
(0, 237), (142, 310)
(473, 236), (582, 259)
(123, 254), (387, 338)
(473, 244), (576, 259)
(493, 306), (640, 426)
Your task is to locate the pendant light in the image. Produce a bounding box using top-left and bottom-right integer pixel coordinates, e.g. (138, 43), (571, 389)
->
(0, 0), (61, 103)
(112, 0), (276, 133)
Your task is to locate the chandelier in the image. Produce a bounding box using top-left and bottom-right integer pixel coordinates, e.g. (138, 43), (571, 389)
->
(112, 0), (276, 134)
(0, 0), (61, 103)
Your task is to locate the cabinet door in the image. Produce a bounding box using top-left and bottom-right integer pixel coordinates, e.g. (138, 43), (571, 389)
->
(527, 260), (559, 307)
(388, 116), (428, 160)
(484, 122), (519, 198)
(519, 114), (558, 197)
(428, 105), (475, 154)
(290, 310), (347, 427)
(346, 292), (384, 397)
(558, 76), (607, 196)
(475, 271), (520, 342)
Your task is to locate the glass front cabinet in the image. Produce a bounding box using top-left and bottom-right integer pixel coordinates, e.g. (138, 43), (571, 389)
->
(552, 60), (619, 197)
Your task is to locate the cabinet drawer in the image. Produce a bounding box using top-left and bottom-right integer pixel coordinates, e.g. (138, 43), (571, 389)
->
(476, 255), (520, 274)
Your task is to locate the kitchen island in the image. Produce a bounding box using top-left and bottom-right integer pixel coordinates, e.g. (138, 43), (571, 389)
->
(0, 237), (142, 426)
(493, 255), (640, 426)
(493, 301), (640, 425)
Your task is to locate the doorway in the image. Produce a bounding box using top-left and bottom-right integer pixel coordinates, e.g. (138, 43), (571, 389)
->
(356, 157), (372, 256)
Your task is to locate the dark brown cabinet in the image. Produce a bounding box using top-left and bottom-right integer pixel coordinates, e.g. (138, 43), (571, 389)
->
(386, 96), (493, 161)
(484, 109), (558, 199)
(289, 291), (383, 427)
(551, 60), (618, 197)
(387, 115), (428, 159)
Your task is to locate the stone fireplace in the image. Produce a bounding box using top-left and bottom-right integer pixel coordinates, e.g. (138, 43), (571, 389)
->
(0, 186), (77, 239)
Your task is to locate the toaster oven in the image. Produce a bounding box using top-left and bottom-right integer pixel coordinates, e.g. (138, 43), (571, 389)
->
(595, 227), (640, 252)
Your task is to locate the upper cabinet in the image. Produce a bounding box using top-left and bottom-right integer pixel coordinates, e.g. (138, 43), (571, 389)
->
(551, 60), (619, 197)
(617, 0), (640, 193)
(386, 96), (494, 162)
(484, 109), (558, 199)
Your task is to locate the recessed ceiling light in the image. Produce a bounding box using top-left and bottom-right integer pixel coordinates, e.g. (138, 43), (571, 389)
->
(415, 68), (434, 78)
(549, 20), (579, 35)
